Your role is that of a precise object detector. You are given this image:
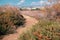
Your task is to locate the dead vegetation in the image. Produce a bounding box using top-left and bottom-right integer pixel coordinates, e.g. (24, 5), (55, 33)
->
(0, 5), (25, 37)
(19, 20), (60, 40)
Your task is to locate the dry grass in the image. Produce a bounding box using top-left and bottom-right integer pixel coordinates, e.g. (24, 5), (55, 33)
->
(19, 19), (60, 40)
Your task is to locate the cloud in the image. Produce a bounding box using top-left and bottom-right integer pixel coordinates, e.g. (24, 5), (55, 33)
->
(31, 0), (51, 6)
(17, 0), (25, 5)
(20, 0), (25, 3)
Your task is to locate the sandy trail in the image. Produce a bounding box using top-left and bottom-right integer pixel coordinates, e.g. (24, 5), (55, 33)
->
(2, 15), (38, 40)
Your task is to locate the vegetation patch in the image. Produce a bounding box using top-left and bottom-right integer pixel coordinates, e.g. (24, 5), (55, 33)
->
(0, 6), (26, 36)
(19, 20), (60, 40)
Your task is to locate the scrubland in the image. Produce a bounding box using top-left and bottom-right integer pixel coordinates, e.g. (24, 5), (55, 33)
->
(0, 3), (60, 40)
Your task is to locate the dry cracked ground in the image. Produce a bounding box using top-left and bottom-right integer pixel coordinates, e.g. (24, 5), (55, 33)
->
(2, 14), (38, 40)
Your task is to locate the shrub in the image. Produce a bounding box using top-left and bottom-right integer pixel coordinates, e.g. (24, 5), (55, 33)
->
(0, 6), (26, 35)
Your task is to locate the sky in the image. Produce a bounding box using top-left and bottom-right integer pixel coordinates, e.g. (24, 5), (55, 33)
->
(0, 0), (56, 7)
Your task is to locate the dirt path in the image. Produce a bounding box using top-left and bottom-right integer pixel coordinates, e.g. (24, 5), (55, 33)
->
(2, 15), (38, 40)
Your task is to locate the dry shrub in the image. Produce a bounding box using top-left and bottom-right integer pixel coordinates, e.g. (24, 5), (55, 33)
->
(0, 5), (25, 35)
(45, 3), (60, 21)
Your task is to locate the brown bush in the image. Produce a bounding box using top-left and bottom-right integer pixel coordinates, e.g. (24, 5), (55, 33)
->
(0, 5), (26, 35)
